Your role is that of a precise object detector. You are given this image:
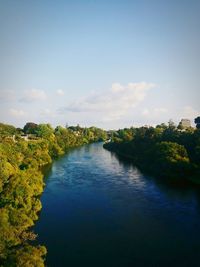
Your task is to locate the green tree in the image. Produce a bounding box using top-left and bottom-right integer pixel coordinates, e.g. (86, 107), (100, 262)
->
(194, 116), (200, 129)
(23, 122), (38, 134)
(35, 124), (54, 138)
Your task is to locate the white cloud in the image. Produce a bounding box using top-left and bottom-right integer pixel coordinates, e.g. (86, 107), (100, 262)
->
(142, 108), (150, 116)
(61, 82), (155, 121)
(142, 107), (168, 117)
(40, 108), (56, 119)
(10, 108), (26, 117)
(153, 107), (168, 114)
(41, 108), (51, 115)
(20, 89), (47, 102)
(56, 89), (64, 96)
(182, 106), (199, 119)
(141, 106), (199, 126)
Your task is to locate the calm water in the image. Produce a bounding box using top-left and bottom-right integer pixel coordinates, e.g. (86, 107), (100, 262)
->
(35, 143), (200, 267)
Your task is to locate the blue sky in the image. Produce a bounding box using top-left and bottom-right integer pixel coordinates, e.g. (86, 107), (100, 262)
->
(0, 0), (199, 129)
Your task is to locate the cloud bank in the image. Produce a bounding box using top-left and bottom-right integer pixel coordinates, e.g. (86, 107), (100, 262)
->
(182, 106), (199, 119)
(20, 89), (47, 103)
(61, 82), (155, 121)
(56, 89), (65, 96)
(10, 109), (26, 117)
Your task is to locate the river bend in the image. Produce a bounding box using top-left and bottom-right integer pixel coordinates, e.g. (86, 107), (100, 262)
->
(35, 143), (200, 267)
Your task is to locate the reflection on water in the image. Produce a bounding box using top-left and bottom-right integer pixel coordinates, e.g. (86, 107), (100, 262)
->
(35, 143), (200, 267)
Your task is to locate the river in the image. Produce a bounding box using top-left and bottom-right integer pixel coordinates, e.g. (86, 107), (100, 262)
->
(35, 143), (200, 267)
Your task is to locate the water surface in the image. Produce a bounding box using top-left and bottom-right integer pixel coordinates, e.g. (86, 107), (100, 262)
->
(35, 143), (200, 267)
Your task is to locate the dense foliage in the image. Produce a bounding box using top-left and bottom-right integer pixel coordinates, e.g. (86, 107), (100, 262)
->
(0, 122), (107, 266)
(195, 117), (200, 129)
(104, 121), (200, 184)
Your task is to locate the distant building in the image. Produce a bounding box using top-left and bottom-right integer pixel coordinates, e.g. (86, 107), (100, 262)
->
(178, 119), (191, 129)
(20, 134), (29, 141)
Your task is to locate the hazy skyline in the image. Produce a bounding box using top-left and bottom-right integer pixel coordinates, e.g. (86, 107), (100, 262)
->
(0, 0), (199, 129)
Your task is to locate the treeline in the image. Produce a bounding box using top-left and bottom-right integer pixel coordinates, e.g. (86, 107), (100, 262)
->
(104, 119), (200, 184)
(0, 122), (107, 266)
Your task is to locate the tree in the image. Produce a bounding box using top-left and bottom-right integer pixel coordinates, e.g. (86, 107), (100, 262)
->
(23, 122), (38, 134)
(168, 119), (176, 129)
(177, 122), (184, 130)
(35, 124), (54, 138)
(156, 123), (167, 130)
(194, 116), (200, 129)
(0, 123), (17, 136)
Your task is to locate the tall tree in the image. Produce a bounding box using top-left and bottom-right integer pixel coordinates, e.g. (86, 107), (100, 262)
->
(23, 122), (38, 134)
(194, 117), (200, 129)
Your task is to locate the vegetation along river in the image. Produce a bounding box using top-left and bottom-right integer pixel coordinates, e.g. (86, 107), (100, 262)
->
(35, 142), (200, 267)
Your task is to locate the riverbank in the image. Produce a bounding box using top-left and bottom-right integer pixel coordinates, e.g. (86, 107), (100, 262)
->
(103, 126), (200, 185)
(0, 122), (107, 266)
